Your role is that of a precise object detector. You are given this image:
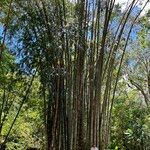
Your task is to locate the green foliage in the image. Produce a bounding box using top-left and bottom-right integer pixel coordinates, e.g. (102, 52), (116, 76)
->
(0, 77), (43, 149)
(111, 90), (150, 150)
(0, 47), (43, 149)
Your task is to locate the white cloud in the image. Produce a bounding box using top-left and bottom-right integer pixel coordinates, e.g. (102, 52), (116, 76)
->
(115, 0), (150, 16)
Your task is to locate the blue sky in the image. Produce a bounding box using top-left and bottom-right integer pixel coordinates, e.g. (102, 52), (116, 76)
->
(0, 26), (3, 39)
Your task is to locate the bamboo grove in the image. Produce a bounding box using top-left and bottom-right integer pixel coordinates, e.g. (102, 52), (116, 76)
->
(0, 0), (149, 150)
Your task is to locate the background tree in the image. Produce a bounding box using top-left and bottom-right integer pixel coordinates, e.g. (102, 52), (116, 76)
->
(123, 10), (150, 106)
